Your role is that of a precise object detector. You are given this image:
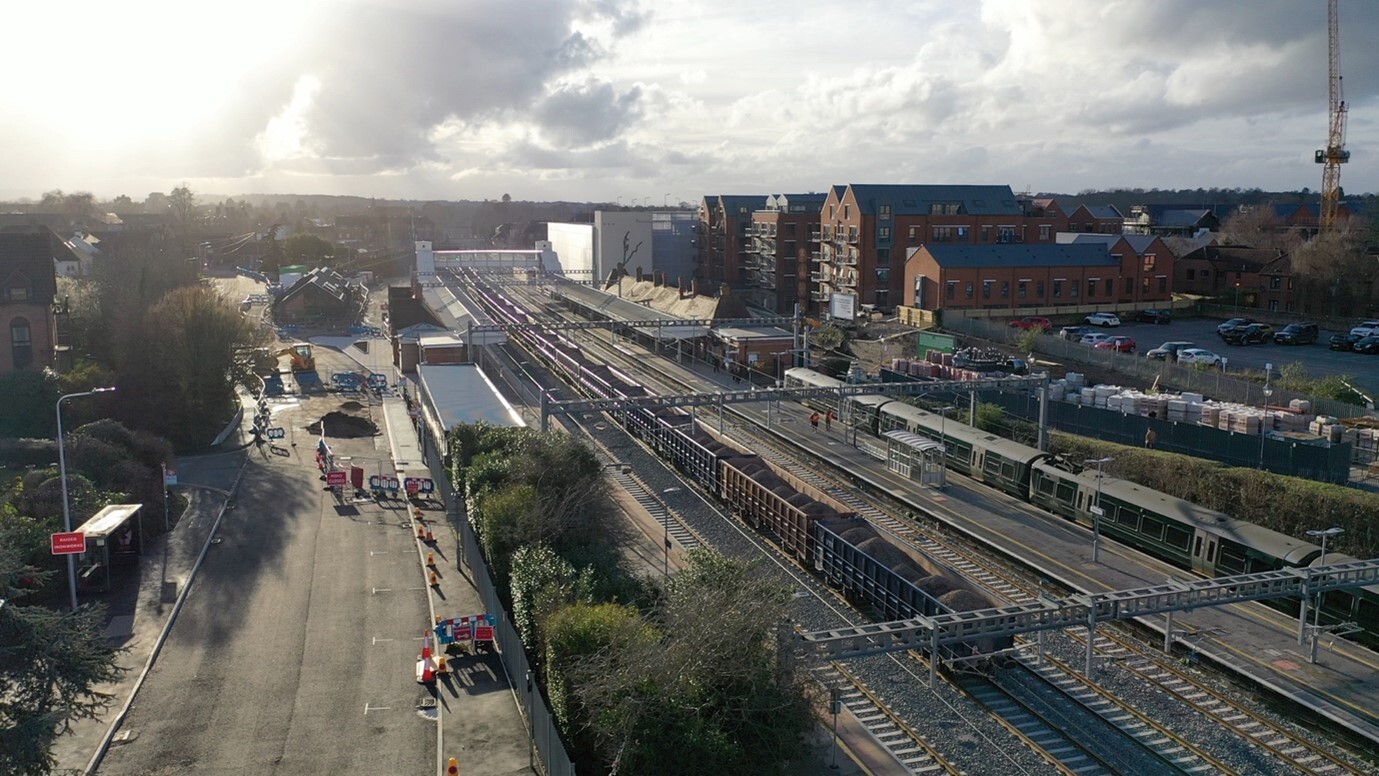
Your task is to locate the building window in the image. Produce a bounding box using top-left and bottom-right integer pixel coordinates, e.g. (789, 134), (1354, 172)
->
(879, 205), (891, 220)
(1105, 278), (1113, 296)
(932, 226), (952, 242)
(998, 226), (1016, 243)
(1142, 277), (1151, 293)
(1052, 279), (1063, 298)
(1269, 275), (1281, 290)
(1202, 269), (1211, 278)
(1288, 277), (1295, 290)
(828, 205), (834, 219)
(10, 317), (32, 369)
(1069, 282), (1078, 298)
(955, 226), (969, 241)
(1125, 277), (1133, 294)
(1143, 254), (1156, 271)
(843, 204), (850, 219)
(1018, 281), (1028, 299)
(784, 222), (797, 237)
(1087, 279), (1097, 298)
(876, 268), (890, 283)
(980, 226), (990, 241)
(877, 248), (890, 264)
(8, 285), (30, 302)
(1186, 269), (1196, 280)
(965, 283), (974, 299)
(878, 227), (891, 240)
(1039, 225), (1050, 240)
(946, 281), (956, 300)
(1001, 281), (1009, 299)
(982, 280), (993, 299)
(1158, 276), (1167, 293)
(1269, 299), (1279, 312)
(1035, 281), (1045, 298)
(908, 226), (918, 240)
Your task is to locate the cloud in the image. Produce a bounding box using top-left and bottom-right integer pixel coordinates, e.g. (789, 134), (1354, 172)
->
(532, 79), (645, 148)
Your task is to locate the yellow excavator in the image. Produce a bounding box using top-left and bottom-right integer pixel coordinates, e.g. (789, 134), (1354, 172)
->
(274, 344), (316, 373)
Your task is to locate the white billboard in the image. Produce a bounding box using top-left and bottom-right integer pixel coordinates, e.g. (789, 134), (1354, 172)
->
(829, 292), (857, 320)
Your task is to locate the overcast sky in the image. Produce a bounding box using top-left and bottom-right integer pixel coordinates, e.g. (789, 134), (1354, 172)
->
(5, 0), (1377, 204)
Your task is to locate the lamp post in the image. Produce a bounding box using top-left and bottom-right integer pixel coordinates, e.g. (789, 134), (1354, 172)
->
(1084, 457), (1114, 564)
(1260, 363), (1273, 469)
(936, 406), (955, 451)
(1305, 527), (1344, 663)
(661, 487), (682, 579)
(57, 387), (117, 612)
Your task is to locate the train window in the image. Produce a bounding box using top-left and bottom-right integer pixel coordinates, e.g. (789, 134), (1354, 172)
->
(1215, 544), (1248, 575)
(1165, 525), (1191, 551)
(1140, 516), (1165, 542)
(1357, 596), (1379, 628)
(1205, 541), (1216, 564)
(1193, 536), (1203, 557)
(1035, 473), (1055, 496)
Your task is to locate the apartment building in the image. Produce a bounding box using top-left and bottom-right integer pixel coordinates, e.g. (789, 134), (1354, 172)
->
(744, 193), (826, 314)
(696, 195), (768, 290)
(0, 227), (62, 374)
(1174, 244), (1292, 311)
(817, 184), (1064, 314)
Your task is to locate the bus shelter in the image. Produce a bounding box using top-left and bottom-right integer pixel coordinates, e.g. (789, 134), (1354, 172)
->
(75, 503), (144, 594)
(883, 430), (947, 488)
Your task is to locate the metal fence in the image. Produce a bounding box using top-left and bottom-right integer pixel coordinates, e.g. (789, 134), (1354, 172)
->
(942, 314), (1373, 420)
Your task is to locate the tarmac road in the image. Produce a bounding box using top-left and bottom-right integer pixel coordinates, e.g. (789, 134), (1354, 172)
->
(96, 374), (434, 774)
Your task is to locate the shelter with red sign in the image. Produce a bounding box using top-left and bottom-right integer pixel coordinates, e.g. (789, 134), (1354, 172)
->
(73, 503), (144, 593)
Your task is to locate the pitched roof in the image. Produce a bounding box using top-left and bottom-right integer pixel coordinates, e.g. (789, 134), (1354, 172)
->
(1178, 244), (1281, 273)
(1158, 209), (1216, 228)
(845, 184), (1022, 216)
(1062, 233), (1159, 253)
(715, 195), (768, 215)
(918, 243), (1118, 269)
(277, 266), (353, 305)
(1081, 205), (1124, 220)
(0, 226), (64, 299)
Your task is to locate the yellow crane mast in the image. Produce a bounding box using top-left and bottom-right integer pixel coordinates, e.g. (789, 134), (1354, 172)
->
(1314, 0), (1349, 231)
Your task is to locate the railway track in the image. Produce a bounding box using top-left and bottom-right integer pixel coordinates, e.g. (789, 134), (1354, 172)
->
(812, 663), (956, 775)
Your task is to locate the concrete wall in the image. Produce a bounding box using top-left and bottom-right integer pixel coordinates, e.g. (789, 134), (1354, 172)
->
(545, 223), (595, 280)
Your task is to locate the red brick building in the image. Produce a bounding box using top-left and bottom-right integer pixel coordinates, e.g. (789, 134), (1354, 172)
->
(904, 242), (1173, 312)
(696, 195), (768, 290)
(0, 227), (63, 374)
(745, 193), (826, 314)
(818, 184), (1064, 314)
(1065, 204), (1125, 234)
(1174, 244), (1294, 312)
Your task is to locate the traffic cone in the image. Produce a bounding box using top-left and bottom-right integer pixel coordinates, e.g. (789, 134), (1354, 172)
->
(427, 551), (436, 567)
(447, 757), (459, 775)
(417, 632), (436, 683)
(424, 525), (434, 543)
(435, 614), (442, 625)
(421, 632), (432, 661)
(436, 655), (449, 675)
(429, 570), (439, 587)
(417, 525), (426, 540)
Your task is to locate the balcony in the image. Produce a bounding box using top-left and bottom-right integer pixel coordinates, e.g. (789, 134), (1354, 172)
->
(811, 290), (830, 302)
(836, 253), (858, 266)
(809, 251), (822, 263)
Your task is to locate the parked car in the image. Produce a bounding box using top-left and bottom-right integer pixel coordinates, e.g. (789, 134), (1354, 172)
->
(1058, 325), (1093, 341)
(1080, 332), (1113, 347)
(1176, 348), (1224, 367)
(1221, 323), (1275, 345)
(1085, 312), (1121, 327)
(1350, 320), (1379, 338)
(1145, 341), (1197, 360)
(1136, 309), (1173, 324)
(1216, 317), (1256, 337)
(1008, 316), (1052, 331)
(1094, 335), (1136, 354)
(1273, 322), (1319, 345)
(1355, 335), (1379, 355)
(1330, 332), (1365, 351)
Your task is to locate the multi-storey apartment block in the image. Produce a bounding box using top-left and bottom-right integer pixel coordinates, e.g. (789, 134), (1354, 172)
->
(696, 195), (767, 291)
(744, 193), (826, 314)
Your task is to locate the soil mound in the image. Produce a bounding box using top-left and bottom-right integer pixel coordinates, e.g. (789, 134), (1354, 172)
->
(307, 411), (378, 438)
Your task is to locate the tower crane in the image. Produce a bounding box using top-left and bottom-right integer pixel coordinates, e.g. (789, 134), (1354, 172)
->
(1314, 0), (1349, 230)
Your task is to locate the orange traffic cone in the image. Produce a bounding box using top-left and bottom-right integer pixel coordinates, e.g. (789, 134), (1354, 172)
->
(427, 551), (435, 567)
(421, 632), (432, 660)
(435, 614), (442, 625)
(417, 632), (436, 683)
(446, 757), (459, 775)
(417, 525), (426, 540)
(436, 655), (449, 675)
(429, 570), (439, 587)
(424, 525), (434, 543)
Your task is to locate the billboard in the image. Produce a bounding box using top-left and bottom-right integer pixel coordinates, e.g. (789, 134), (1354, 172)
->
(829, 292), (857, 321)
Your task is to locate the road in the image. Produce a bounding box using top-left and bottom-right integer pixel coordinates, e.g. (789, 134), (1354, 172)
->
(97, 360), (434, 774)
(1110, 316), (1379, 401)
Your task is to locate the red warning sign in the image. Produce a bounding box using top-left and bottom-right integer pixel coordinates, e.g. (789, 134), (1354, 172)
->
(326, 470), (347, 486)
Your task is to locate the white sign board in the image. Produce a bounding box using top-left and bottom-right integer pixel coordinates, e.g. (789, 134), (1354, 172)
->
(829, 292), (857, 321)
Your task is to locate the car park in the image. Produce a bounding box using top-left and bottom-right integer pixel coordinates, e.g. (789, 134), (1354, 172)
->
(1085, 312), (1121, 327)
(1330, 333), (1364, 351)
(1221, 323), (1274, 345)
(1273, 322), (1319, 345)
(1094, 335), (1136, 354)
(1176, 348), (1223, 367)
(1058, 325), (1093, 341)
(1136, 309), (1173, 324)
(1145, 341), (1196, 360)
(1216, 317), (1256, 337)
(1355, 336), (1379, 355)
(1080, 332), (1113, 347)
(1350, 320), (1379, 338)
(1008, 316), (1052, 330)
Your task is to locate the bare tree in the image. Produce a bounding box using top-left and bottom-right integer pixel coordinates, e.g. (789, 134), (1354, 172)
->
(168, 185), (198, 256)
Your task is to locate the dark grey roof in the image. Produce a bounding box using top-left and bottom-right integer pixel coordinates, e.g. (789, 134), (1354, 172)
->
(921, 243), (1117, 269)
(1082, 205), (1123, 220)
(716, 195), (768, 214)
(1158, 209), (1215, 228)
(766, 193), (826, 212)
(844, 184), (1022, 216)
(1065, 233), (1158, 253)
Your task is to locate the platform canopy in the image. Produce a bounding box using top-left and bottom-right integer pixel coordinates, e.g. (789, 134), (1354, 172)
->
(75, 504), (143, 539)
(884, 429), (946, 455)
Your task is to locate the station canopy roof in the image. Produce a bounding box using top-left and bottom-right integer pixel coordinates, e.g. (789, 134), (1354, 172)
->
(417, 364), (525, 430)
(75, 504), (143, 538)
(555, 283), (708, 340)
(884, 429), (946, 455)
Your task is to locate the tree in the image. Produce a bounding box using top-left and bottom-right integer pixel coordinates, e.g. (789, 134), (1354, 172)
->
(0, 526), (125, 775)
(0, 370), (59, 439)
(1217, 206), (1298, 252)
(168, 185), (198, 257)
(1291, 220), (1375, 316)
(283, 233), (336, 268)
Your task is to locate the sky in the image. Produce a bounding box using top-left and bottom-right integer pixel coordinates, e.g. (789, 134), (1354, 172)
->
(4, 0), (1378, 205)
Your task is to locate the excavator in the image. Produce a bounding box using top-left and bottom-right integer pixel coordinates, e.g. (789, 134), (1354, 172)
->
(274, 344), (316, 373)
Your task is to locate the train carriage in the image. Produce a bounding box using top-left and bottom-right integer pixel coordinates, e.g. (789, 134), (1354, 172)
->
(877, 402), (1044, 497)
(1305, 554), (1379, 645)
(720, 456), (834, 561)
(659, 414), (741, 488)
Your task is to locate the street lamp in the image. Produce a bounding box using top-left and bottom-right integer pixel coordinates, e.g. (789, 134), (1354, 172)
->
(1305, 527), (1344, 663)
(661, 487), (682, 579)
(1084, 457), (1114, 564)
(1260, 362), (1273, 469)
(57, 387), (117, 612)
